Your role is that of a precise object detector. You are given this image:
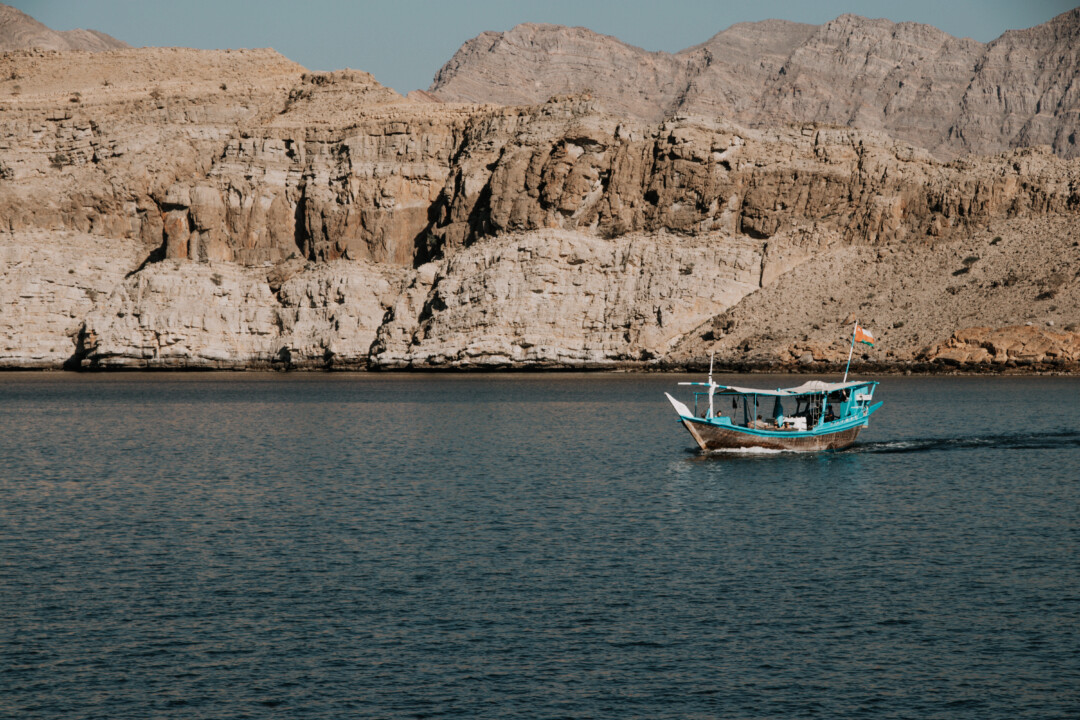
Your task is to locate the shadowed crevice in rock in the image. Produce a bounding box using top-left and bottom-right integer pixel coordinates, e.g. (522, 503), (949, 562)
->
(412, 184), (456, 266)
(124, 243), (167, 279)
(461, 183), (494, 249)
(62, 323), (90, 370)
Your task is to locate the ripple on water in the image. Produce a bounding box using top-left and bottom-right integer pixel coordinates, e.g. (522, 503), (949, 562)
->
(1, 373), (1078, 719)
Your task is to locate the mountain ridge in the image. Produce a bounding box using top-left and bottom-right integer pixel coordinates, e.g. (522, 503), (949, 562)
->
(430, 11), (1080, 159)
(0, 6), (1078, 372)
(0, 3), (128, 52)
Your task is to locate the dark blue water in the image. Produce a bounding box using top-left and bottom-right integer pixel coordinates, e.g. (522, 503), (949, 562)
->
(2, 373), (1078, 719)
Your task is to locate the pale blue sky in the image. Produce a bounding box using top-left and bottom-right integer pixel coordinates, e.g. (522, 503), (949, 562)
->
(10, 1), (1077, 93)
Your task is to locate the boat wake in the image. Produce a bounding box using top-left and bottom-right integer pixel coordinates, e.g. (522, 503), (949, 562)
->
(850, 429), (1080, 455)
(685, 429), (1080, 459)
(704, 446), (788, 456)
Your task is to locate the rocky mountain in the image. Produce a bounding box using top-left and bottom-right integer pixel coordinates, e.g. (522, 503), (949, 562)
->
(0, 3), (128, 52)
(2, 45), (1078, 372)
(430, 10), (1080, 159)
(1, 4), (1078, 373)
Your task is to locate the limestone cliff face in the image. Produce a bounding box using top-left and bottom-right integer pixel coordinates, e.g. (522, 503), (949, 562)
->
(78, 259), (411, 369)
(954, 10), (1080, 158)
(749, 15), (983, 154)
(372, 229), (764, 368)
(4, 47), (1072, 276)
(0, 51), (478, 268)
(431, 11), (1080, 159)
(0, 47), (306, 254)
(74, 229), (766, 370)
(0, 231), (144, 367)
(1, 42), (1079, 372)
(422, 111), (1078, 257)
(430, 24), (699, 122)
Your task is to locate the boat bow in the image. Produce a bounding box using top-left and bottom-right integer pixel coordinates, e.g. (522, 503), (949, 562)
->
(664, 392), (693, 419)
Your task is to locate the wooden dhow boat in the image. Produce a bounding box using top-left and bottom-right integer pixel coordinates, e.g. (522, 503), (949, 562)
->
(666, 324), (882, 452)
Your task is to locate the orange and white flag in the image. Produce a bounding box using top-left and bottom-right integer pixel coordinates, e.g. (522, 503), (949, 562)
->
(854, 324), (875, 346)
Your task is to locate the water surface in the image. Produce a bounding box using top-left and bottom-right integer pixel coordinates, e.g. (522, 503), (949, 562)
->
(2, 373), (1078, 718)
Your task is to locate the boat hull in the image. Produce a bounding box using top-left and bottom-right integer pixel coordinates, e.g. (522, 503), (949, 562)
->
(681, 419), (863, 452)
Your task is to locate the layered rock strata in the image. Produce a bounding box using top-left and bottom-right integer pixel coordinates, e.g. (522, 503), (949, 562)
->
(79, 259), (411, 369)
(73, 228), (766, 370)
(0, 231), (145, 367)
(1, 45), (1079, 372)
(372, 229), (765, 368)
(419, 113), (1079, 258)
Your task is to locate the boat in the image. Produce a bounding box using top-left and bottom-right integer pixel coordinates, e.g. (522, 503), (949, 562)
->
(666, 325), (883, 452)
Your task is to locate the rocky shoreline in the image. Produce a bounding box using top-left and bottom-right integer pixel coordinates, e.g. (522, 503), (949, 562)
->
(7, 362), (1080, 375)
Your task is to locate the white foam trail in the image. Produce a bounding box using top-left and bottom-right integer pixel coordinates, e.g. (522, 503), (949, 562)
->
(873, 441), (917, 450)
(706, 446), (787, 455)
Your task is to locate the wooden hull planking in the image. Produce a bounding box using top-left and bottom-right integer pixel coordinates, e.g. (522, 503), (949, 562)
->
(681, 419), (863, 452)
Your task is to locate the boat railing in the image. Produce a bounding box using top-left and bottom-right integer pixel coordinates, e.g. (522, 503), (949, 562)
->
(688, 383), (877, 431)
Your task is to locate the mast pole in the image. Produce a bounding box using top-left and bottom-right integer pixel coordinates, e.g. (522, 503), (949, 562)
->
(707, 350), (715, 418)
(842, 321), (857, 382)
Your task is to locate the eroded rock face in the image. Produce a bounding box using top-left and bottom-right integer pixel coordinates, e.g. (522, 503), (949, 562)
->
(955, 12), (1080, 158)
(429, 24), (701, 122)
(72, 228), (771, 370)
(79, 259), (412, 369)
(372, 229), (765, 368)
(0, 231), (145, 367)
(423, 111), (1080, 257)
(664, 215), (1080, 372)
(80, 261), (283, 368)
(0, 51), (478, 268)
(431, 11), (1080, 159)
(0, 46), (308, 261)
(922, 326), (1080, 368)
(3, 46), (1075, 275)
(1, 44), (1079, 372)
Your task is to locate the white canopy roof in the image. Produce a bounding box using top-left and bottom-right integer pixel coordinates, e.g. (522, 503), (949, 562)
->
(714, 380), (869, 397)
(786, 380), (867, 394)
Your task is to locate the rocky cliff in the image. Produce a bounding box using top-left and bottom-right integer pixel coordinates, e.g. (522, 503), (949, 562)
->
(2, 15), (1079, 372)
(431, 11), (1080, 160)
(664, 214), (1080, 372)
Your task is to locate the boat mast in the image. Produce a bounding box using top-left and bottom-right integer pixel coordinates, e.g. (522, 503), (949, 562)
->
(842, 321), (857, 382)
(707, 350), (716, 419)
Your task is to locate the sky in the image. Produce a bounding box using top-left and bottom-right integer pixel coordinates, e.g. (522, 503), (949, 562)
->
(10, 1), (1078, 93)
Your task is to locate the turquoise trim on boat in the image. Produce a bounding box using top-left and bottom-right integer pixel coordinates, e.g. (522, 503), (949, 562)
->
(683, 408), (876, 438)
(667, 363), (882, 451)
(676, 385), (882, 440)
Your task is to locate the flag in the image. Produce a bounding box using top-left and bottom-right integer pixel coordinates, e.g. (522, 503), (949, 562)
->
(854, 324), (875, 347)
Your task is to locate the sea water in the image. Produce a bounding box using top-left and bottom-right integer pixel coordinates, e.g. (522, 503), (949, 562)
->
(2, 373), (1078, 718)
